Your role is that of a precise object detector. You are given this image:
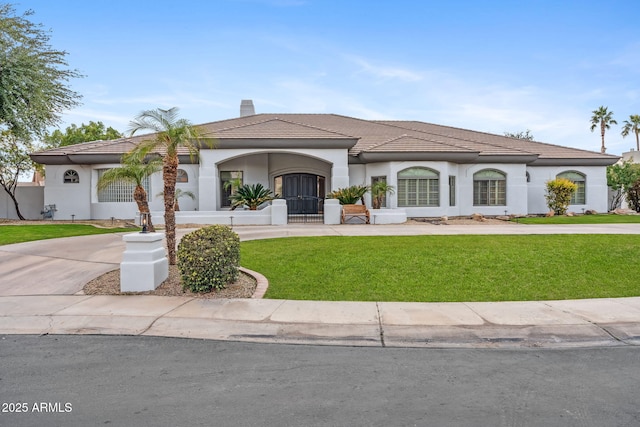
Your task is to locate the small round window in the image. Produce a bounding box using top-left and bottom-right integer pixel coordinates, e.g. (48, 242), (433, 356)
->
(63, 170), (79, 184)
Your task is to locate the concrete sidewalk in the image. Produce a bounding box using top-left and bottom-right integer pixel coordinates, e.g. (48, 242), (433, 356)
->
(1, 222), (640, 348)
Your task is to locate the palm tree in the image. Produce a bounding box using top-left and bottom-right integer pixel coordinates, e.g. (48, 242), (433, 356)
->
(97, 151), (161, 232)
(371, 181), (395, 209)
(590, 106), (617, 153)
(128, 107), (207, 264)
(156, 188), (196, 211)
(621, 114), (640, 151)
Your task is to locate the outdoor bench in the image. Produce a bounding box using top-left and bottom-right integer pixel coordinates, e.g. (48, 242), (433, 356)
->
(341, 204), (370, 224)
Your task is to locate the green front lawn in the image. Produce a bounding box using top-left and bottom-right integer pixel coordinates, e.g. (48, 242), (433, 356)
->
(0, 224), (133, 246)
(240, 235), (639, 302)
(515, 214), (640, 224)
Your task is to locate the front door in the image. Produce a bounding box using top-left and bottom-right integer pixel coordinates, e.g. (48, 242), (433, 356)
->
(281, 173), (324, 214)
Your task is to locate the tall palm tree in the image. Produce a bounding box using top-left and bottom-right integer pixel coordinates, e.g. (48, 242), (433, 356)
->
(97, 151), (161, 232)
(128, 107), (206, 264)
(590, 106), (617, 153)
(621, 114), (640, 151)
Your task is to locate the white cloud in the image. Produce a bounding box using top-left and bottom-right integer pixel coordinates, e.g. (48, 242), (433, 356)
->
(345, 55), (423, 83)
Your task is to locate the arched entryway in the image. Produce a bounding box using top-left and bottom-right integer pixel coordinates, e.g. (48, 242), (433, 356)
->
(275, 173), (325, 222)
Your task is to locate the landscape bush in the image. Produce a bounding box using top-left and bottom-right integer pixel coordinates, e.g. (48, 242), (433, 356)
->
(177, 225), (240, 292)
(545, 178), (577, 215)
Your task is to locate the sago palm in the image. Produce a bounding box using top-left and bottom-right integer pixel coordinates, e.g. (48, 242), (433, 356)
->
(590, 106), (617, 154)
(97, 151), (161, 232)
(128, 107), (209, 264)
(621, 114), (640, 152)
(230, 183), (276, 210)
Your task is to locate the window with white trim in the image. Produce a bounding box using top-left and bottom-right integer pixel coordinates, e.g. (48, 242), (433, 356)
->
(473, 169), (506, 206)
(557, 171), (586, 204)
(448, 176), (456, 206)
(97, 169), (150, 203)
(371, 176), (388, 208)
(221, 171), (243, 207)
(397, 167), (439, 207)
(63, 170), (79, 184)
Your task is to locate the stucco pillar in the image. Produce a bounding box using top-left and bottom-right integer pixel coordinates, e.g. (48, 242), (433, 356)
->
(198, 163), (218, 211)
(331, 165), (350, 191)
(120, 232), (168, 292)
(324, 199), (341, 224)
(271, 199), (288, 225)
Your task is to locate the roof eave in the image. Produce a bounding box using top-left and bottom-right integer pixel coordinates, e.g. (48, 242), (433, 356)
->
(476, 154), (540, 164)
(528, 157), (620, 166)
(357, 151), (480, 163)
(215, 137), (358, 150)
(29, 153), (199, 165)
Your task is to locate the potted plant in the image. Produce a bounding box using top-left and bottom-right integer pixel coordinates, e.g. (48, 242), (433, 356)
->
(327, 185), (369, 205)
(371, 181), (395, 209)
(230, 183), (277, 210)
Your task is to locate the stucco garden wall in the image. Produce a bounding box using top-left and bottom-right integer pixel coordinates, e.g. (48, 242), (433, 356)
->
(0, 185), (44, 220)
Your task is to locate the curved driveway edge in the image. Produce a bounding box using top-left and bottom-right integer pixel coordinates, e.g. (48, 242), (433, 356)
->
(1, 223), (640, 348)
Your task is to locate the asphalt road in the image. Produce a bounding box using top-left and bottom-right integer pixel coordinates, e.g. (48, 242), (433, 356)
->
(1, 335), (639, 427)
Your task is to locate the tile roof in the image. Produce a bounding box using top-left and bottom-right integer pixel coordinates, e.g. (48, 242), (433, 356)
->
(31, 113), (619, 166)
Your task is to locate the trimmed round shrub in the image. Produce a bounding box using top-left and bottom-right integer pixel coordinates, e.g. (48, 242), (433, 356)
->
(177, 225), (240, 293)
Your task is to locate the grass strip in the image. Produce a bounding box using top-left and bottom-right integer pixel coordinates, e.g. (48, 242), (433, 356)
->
(241, 234), (639, 302)
(0, 224), (133, 246)
(514, 214), (640, 224)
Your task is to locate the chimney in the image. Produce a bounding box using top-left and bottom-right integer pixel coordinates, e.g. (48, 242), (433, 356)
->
(240, 99), (255, 117)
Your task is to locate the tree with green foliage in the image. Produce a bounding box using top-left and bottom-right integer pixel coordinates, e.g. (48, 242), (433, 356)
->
(128, 107), (210, 265)
(0, 130), (35, 219)
(590, 106), (617, 154)
(44, 121), (122, 148)
(0, 4), (82, 139)
(504, 129), (534, 141)
(545, 178), (578, 215)
(606, 160), (640, 210)
(97, 151), (161, 232)
(626, 179), (640, 212)
(621, 114), (640, 152)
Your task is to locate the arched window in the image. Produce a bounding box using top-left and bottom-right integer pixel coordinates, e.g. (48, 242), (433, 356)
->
(473, 169), (506, 206)
(63, 170), (79, 184)
(397, 167), (439, 207)
(557, 171), (586, 204)
(176, 169), (188, 183)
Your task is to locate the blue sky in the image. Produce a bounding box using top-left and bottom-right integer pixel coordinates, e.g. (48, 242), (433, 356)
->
(16, 0), (640, 155)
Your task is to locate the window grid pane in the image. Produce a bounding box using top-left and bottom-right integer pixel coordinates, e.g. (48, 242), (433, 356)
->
(398, 178), (439, 207)
(473, 179), (505, 206)
(97, 169), (150, 203)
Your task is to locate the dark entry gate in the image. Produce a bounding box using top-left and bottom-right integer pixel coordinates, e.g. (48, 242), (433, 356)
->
(285, 196), (324, 223)
(282, 173), (325, 224)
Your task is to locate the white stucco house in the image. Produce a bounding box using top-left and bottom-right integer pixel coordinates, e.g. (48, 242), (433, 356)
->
(30, 100), (619, 225)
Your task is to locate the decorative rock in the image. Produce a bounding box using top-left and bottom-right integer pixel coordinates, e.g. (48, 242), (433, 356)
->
(566, 211), (574, 217)
(585, 209), (598, 215)
(440, 215), (448, 223)
(471, 213), (485, 222)
(495, 215), (511, 221)
(546, 211), (555, 217)
(612, 208), (637, 215)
